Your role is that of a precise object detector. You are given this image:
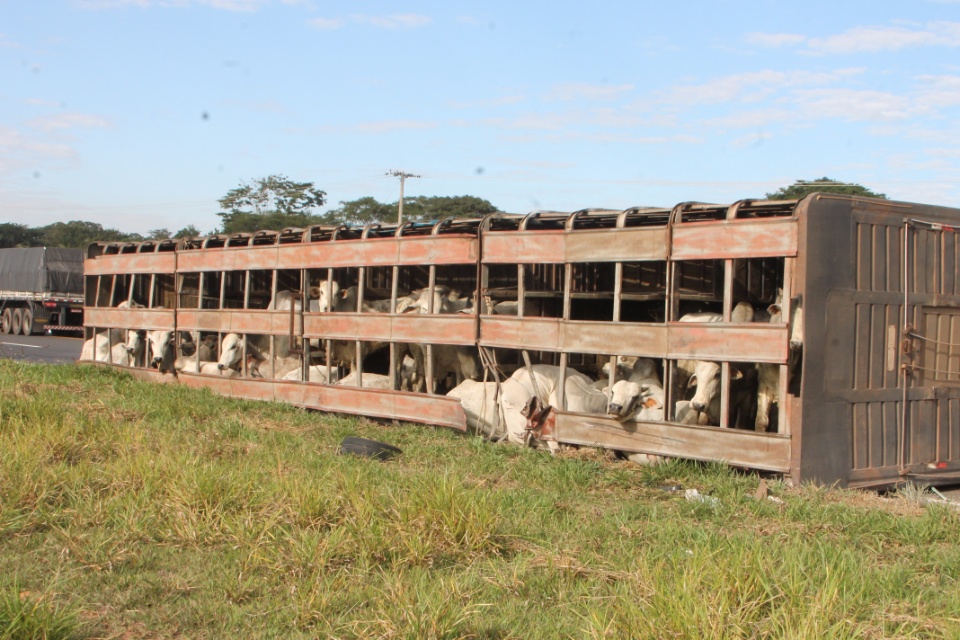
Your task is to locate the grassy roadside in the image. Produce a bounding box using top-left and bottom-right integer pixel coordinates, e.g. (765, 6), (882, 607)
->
(1, 359), (959, 639)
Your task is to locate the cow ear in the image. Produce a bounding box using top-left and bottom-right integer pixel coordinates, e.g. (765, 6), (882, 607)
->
(643, 397), (662, 409)
(688, 375), (698, 387)
(768, 303), (781, 316)
(601, 386), (610, 395)
(731, 369), (743, 380)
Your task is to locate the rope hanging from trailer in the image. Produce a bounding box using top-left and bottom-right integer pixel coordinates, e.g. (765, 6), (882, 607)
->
(904, 331), (960, 349)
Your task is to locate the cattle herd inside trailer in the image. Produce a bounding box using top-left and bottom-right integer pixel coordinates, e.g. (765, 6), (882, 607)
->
(80, 194), (960, 488)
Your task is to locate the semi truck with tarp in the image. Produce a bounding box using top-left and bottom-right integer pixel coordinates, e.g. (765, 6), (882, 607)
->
(0, 247), (84, 335)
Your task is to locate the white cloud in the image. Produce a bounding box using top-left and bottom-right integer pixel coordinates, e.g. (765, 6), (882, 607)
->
(791, 88), (921, 121)
(746, 21), (960, 54)
(73, 0), (304, 9)
(914, 74), (960, 108)
(927, 147), (960, 158)
(350, 13), (431, 29)
(456, 16), (484, 26)
(307, 17), (344, 30)
(0, 126), (78, 174)
(660, 69), (863, 105)
(808, 24), (955, 53)
(744, 32), (805, 47)
(26, 113), (111, 132)
(308, 13), (432, 30)
(706, 108), (795, 129)
(545, 83), (635, 102)
(354, 120), (435, 133)
(448, 95), (525, 109)
(731, 131), (774, 148)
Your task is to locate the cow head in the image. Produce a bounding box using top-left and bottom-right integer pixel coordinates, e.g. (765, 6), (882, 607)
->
(314, 280), (342, 312)
(124, 330), (145, 360)
(605, 380), (641, 421)
(147, 330), (175, 373)
(606, 380), (663, 422)
(218, 333), (244, 371)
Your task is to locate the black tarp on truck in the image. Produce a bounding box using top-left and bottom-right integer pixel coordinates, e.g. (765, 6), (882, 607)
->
(0, 247), (84, 335)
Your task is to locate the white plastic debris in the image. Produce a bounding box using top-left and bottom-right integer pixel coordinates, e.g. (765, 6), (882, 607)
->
(684, 488), (720, 507)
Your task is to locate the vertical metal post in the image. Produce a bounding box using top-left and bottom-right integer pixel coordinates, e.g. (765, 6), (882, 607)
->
(719, 258), (734, 429)
(389, 264), (400, 390)
(900, 222), (911, 471)
(425, 265), (437, 394)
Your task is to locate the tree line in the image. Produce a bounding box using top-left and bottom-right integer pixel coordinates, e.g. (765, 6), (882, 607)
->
(0, 176), (884, 249)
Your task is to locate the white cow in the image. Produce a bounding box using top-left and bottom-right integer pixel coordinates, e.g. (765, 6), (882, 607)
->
(394, 286), (479, 392)
(606, 357), (665, 422)
(754, 290), (804, 432)
(217, 333), (245, 371)
(281, 364), (341, 383)
(174, 356), (241, 376)
(507, 365), (610, 416)
(314, 280), (358, 313)
(405, 343), (480, 394)
(398, 286), (471, 315)
(449, 365), (623, 446)
(446, 377), (536, 444)
(111, 330), (144, 366)
(79, 332), (113, 362)
(676, 303), (756, 426)
(146, 330), (176, 373)
(82, 329), (143, 365)
(336, 372), (393, 389)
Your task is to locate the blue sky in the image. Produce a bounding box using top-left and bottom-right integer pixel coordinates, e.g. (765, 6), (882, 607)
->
(2, 0), (959, 236)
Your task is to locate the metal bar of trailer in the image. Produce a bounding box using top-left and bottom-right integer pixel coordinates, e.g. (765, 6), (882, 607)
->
(550, 411), (791, 472)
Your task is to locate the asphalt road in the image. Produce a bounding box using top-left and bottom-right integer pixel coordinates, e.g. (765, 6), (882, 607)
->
(0, 333), (83, 365)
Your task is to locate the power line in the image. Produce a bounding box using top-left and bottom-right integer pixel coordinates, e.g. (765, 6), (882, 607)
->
(385, 170), (420, 224)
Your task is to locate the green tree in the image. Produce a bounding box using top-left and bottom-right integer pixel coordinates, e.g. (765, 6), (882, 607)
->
(147, 228), (172, 240)
(220, 211), (328, 234)
(317, 196), (398, 226)
(174, 225), (203, 239)
(0, 223), (44, 248)
(39, 221), (139, 248)
(217, 175), (327, 234)
(319, 195), (500, 226)
(404, 195), (500, 221)
(765, 177), (887, 200)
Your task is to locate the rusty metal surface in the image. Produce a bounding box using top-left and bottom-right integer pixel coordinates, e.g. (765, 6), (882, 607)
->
(482, 227), (671, 264)
(671, 218), (798, 260)
(177, 310), (290, 334)
(84, 307), (176, 331)
(176, 236), (478, 271)
(552, 411), (791, 471)
(178, 373), (468, 430)
(84, 253), (176, 275)
(482, 231), (565, 264)
(480, 317), (788, 362)
(304, 313), (476, 344)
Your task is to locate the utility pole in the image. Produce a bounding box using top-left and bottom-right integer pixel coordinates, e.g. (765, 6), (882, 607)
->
(386, 170), (420, 225)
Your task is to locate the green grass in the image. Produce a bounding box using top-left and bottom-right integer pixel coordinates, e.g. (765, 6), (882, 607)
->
(1, 359), (959, 639)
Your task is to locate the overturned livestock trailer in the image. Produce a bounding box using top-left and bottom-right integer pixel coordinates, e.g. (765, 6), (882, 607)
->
(80, 194), (960, 488)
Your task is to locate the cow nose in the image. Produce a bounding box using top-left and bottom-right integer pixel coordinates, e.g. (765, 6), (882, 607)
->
(607, 403), (622, 415)
(151, 357), (161, 366)
(692, 401), (706, 412)
(217, 363), (226, 370)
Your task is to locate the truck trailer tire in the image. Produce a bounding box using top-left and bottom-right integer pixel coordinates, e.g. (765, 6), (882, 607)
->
(0, 309), (10, 334)
(21, 309), (33, 335)
(11, 308), (22, 335)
